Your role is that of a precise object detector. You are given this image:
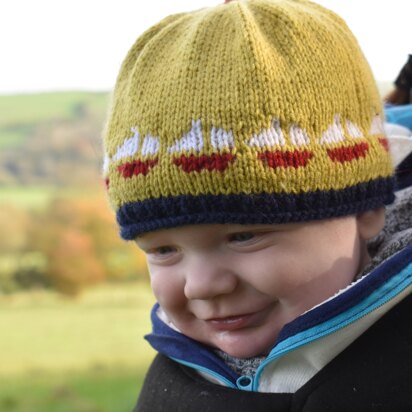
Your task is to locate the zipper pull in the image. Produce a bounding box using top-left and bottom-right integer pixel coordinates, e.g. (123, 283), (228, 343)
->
(236, 375), (254, 391)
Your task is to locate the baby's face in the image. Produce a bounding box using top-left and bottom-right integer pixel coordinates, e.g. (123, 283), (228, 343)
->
(136, 217), (372, 358)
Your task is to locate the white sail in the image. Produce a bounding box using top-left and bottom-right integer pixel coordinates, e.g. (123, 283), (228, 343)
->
(346, 120), (363, 139)
(289, 124), (310, 146)
(248, 119), (285, 148)
(168, 119), (204, 153)
(369, 115), (384, 135)
(210, 126), (235, 150)
(141, 135), (160, 156)
(319, 115), (345, 144)
(112, 127), (140, 161)
(102, 154), (110, 174)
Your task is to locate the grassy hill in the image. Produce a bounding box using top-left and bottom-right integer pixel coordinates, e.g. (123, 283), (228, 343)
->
(0, 92), (108, 149)
(0, 92), (109, 186)
(0, 92), (108, 126)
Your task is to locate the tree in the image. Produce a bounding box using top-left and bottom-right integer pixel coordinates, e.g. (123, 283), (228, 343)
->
(27, 194), (148, 296)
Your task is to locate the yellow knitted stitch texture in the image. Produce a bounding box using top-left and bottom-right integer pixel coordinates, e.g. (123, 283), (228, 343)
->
(103, 0), (393, 210)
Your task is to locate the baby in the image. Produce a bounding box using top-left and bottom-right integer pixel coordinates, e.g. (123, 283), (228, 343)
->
(103, 0), (412, 410)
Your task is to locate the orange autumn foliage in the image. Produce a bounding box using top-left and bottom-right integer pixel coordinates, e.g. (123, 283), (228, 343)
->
(27, 194), (148, 295)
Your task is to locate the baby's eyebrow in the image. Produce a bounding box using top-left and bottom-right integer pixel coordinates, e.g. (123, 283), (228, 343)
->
(229, 224), (289, 232)
(135, 234), (168, 248)
(134, 237), (147, 248)
(134, 232), (152, 242)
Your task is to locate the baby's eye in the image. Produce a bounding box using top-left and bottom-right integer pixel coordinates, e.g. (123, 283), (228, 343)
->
(151, 246), (176, 256)
(228, 232), (255, 242)
(144, 245), (180, 265)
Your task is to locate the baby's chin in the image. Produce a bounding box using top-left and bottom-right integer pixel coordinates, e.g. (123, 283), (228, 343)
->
(169, 312), (277, 358)
(208, 331), (273, 359)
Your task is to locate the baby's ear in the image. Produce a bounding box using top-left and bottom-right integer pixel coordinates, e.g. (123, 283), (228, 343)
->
(356, 208), (385, 241)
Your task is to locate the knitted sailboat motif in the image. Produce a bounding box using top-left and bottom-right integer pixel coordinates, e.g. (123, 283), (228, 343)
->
(168, 120), (236, 172)
(105, 114), (388, 179)
(103, 127), (160, 181)
(248, 119), (313, 169)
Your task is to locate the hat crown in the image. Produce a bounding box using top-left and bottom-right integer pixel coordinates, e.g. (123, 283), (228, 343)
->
(105, 0), (381, 147)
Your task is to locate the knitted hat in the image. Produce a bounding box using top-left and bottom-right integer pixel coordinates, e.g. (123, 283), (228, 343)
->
(103, 0), (394, 240)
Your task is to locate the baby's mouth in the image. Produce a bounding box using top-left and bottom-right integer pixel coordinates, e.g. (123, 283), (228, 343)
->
(206, 313), (257, 331)
(203, 303), (276, 332)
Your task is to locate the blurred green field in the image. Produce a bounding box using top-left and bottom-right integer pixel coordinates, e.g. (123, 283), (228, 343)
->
(0, 92), (108, 127)
(0, 92), (108, 150)
(0, 282), (156, 412)
(0, 369), (144, 412)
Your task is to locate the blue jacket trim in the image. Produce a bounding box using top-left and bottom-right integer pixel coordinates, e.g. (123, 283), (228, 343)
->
(171, 357), (237, 389)
(145, 304), (239, 384)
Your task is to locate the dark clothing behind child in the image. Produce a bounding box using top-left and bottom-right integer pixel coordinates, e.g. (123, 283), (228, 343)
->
(385, 54), (412, 130)
(385, 54), (412, 105)
(394, 54), (412, 104)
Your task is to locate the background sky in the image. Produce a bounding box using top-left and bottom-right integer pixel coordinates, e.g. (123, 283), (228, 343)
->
(1, 0), (410, 94)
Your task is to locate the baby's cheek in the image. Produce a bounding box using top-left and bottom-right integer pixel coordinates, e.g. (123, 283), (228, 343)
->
(249, 260), (295, 293)
(150, 271), (187, 307)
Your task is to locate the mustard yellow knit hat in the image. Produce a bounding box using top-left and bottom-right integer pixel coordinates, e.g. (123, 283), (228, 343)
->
(103, 0), (394, 239)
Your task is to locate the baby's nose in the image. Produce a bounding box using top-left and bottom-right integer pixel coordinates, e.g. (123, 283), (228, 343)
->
(183, 256), (238, 300)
